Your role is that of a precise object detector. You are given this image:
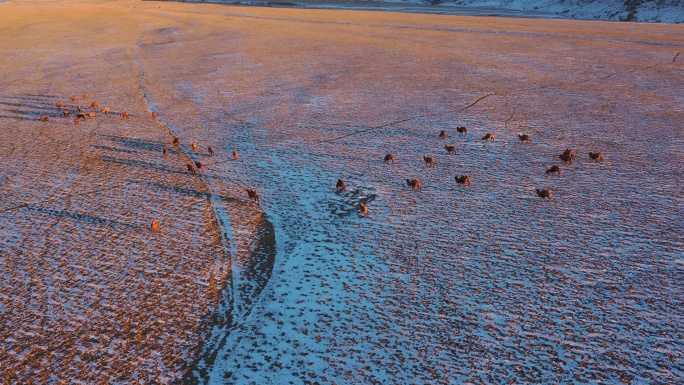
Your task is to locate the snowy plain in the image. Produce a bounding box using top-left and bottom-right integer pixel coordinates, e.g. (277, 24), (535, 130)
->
(1, 0), (683, 384)
(178, 0), (684, 23)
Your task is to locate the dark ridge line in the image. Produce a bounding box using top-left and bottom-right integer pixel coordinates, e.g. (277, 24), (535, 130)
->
(302, 35), (675, 146)
(472, 52), (676, 128)
(131, 33), (278, 384)
(461, 93), (495, 111)
(131, 34), (238, 383)
(504, 113), (515, 128)
(183, 214), (276, 385)
(0, 203), (28, 214)
(318, 117), (416, 143)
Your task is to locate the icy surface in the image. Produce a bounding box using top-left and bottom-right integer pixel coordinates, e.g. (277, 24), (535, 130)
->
(1, 1), (683, 384)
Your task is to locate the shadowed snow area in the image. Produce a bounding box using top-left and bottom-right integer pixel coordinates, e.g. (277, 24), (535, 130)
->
(1, 0), (683, 384)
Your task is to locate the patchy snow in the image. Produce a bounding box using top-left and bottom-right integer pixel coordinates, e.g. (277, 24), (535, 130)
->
(188, 0), (684, 23)
(2, 0), (683, 384)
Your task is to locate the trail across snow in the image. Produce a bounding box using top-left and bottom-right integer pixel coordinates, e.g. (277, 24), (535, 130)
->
(1, 1), (683, 384)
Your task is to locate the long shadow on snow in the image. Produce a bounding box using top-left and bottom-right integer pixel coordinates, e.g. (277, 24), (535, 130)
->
(99, 134), (169, 153)
(101, 155), (234, 183)
(0, 114), (47, 122)
(0, 94), (94, 121)
(139, 181), (242, 204)
(1, 94), (57, 102)
(22, 204), (137, 229)
(101, 155), (186, 175)
(330, 187), (378, 218)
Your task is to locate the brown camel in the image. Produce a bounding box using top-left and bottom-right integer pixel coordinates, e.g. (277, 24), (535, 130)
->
(589, 152), (604, 162)
(384, 154), (395, 164)
(247, 189), (260, 204)
(336, 179), (346, 192)
(406, 179), (422, 190)
(359, 202), (369, 217)
(151, 219), (160, 234)
(455, 175), (471, 186)
(546, 165), (561, 175)
(535, 189), (553, 200)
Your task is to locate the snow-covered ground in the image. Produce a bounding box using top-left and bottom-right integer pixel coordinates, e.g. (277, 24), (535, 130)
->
(186, 0), (684, 23)
(1, 0), (683, 384)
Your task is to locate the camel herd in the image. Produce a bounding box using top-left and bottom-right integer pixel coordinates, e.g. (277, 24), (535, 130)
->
(41, 93), (605, 226)
(41, 93), (130, 124)
(335, 127), (604, 216)
(152, 133), (255, 233)
(43, 93), (604, 224)
(42, 94), (258, 236)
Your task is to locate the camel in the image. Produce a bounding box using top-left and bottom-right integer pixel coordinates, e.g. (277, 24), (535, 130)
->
(70, 96), (78, 103)
(406, 179), (422, 190)
(247, 189), (260, 204)
(62, 110), (71, 116)
(455, 175), (471, 186)
(559, 149), (575, 164)
(163, 148), (169, 157)
(546, 165), (561, 175)
(74, 117), (80, 124)
(88, 112), (95, 118)
(359, 202), (368, 217)
(192, 142), (198, 152)
(384, 154), (394, 164)
(186, 164), (197, 174)
(589, 152), (604, 162)
(150, 219), (160, 234)
(232, 150), (239, 160)
(101, 107), (111, 114)
(336, 179), (346, 192)
(89, 102), (98, 109)
(76, 112), (86, 120)
(56, 102), (65, 108)
(535, 189), (553, 200)
(444, 145), (456, 154)
(517, 134), (531, 143)
(457, 126), (467, 134)
(82, 93), (89, 100)
(423, 156), (435, 167)
(194, 161), (204, 172)
(120, 111), (129, 118)
(439, 130), (447, 139)
(208, 146), (215, 156)
(482, 133), (496, 141)
(39, 115), (49, 121)
(172, 137), (180, 147)
(152, 111), (158, 119)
